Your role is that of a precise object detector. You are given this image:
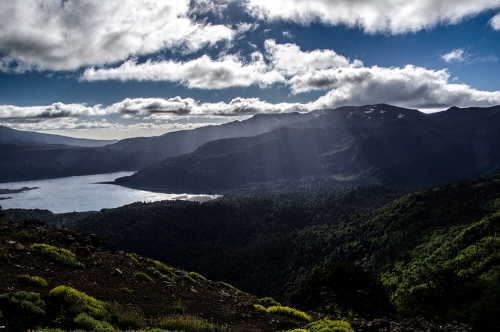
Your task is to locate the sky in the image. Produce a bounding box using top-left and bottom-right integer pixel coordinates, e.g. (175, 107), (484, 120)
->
(1, 0), (500, 140)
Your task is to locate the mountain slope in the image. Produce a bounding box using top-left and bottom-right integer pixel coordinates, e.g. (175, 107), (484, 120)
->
(0, 112), (316, 182)
(0, 213), (302, 332)
(116, 104), (500, 191)
(0, 125), (116, 147)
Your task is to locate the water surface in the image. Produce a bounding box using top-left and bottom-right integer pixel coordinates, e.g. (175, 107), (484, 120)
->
(0, 172), (218, 213)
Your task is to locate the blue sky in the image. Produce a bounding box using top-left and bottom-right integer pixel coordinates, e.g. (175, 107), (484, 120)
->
(1, 0), (500, 139)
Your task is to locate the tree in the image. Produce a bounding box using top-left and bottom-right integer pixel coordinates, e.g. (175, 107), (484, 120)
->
(289, 262), (392, 319)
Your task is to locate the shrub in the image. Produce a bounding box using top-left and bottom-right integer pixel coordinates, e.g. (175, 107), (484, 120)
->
(30, 276), (48, 288)
(218, 281), (249, 295)
(306, 319), (355, 332)
(173, 300), (185, 314)
(31, 243), (84, 268)
(107, 302), (146, 330)
(147, 267), (175, 283)
(0, 291), (45, 315)
(156, 315), (227, 332)
(188, 271), (206, 282)
(121, 287), (133, 295)
(147, 258), (176, 276)
(184, 274), (200, 285)
(267, 306), (312, 322)
(253, 304), (268, 313)
(259, 297), (281, 307)
(49, 285), (107, 319)
(134, 271), (155, 283)
(280, 329), (309, 332)
(125, 253), (139, 263)
(74, 313), (114, 332)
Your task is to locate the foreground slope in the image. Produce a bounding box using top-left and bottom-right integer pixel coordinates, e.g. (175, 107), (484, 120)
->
(116, 104), (500, 191)
(0, 212), (303, 331)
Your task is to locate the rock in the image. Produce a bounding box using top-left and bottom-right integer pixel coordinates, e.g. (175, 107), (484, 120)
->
(17, 274), (31, 284)
(190, 287), (198, 293)
(113, 268), (123, 276)
(220, 290), (231, 297)
(75, 247), (90, 256)
(13, 243), (25, 251)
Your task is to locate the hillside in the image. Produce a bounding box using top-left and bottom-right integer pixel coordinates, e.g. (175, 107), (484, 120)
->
(0, 212), (306, 331)
(116, 104), (500, 191)
(0, 125), (117, 147)
(10, 173), (500, 330)
(0, 112), (314, 183)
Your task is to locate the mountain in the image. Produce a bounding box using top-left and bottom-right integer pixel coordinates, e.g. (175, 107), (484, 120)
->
(0, 125), (117, 147)
(0, 112), (316, 183)
(116, 104), (500, 191)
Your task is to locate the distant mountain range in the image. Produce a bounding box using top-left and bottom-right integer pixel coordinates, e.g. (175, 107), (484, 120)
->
(2, 104), (500, 190)
(116, 104), (500, 191)
(0, 112), (314, 182)
(0, 125), (117, 147)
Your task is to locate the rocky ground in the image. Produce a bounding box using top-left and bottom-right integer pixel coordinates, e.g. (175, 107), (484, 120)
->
(0, 215), (301, 331)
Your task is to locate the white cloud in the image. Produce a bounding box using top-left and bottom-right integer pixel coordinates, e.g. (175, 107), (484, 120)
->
(81, 53), (284, 89)
(264, 40), (361, 76)
(441, 49), (467, 63)
(0, 102), (107, 119)
(81, 40), (362, 91)
(0, 0), (235, 72)
(246, 0), (500, 34)
(490, 12), (500, 30)
(309, 65), (500, 109)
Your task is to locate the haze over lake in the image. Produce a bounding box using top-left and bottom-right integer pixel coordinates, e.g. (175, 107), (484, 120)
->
(0, 172), (217, 213)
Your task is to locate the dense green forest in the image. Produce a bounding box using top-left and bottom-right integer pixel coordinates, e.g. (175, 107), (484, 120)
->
(8, 174), (500, 330)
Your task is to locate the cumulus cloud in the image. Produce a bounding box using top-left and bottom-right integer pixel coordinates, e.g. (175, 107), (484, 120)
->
(82, 40), (361, 91)
(441, 49), (467, 63)
(246, 0), (500, 34)
(309, 65), (500, 109)
(81, 53), (284, 89)
(0, 96), (305, 123)
(0, 0), (235, 72)
(490, 12), (500, 30)
(0, 103), (107, 120)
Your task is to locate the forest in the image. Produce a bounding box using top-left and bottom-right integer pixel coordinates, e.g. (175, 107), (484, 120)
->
(8, 173), (500, 331)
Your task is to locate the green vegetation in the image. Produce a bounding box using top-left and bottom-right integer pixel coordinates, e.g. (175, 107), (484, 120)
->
(147, 258), (176, 277)
(306, 320), (355, 332)
(253, 304), (268, 313)
(155, 315), (227, 332)
(121, 287), (133, 295)
(134, 271), (156, 283)
(30, 276), (48, 288)
(254, 303), (311, 322)
(0, 291), (45, 315)
(183, 274), (200, 285)
(31, 243), (84, 268)
(218, 281), (249, 295)
(74, 313), (114, 332)
(259, 297), (281, 307)
(126, 253), (140, 263)
(267, 306), (311, 322)
(173, 300), (185, 314)
(147, 267), (175, 282)
(188, 271), (206, 282)
(49, 285), (107, 319)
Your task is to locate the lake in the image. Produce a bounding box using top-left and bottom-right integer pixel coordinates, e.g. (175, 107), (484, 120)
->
(0, 172), (218, 213)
